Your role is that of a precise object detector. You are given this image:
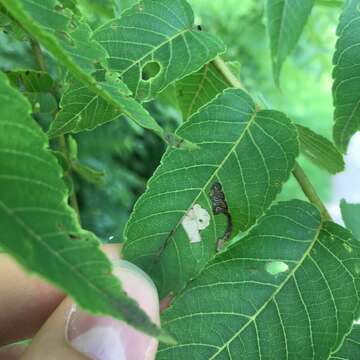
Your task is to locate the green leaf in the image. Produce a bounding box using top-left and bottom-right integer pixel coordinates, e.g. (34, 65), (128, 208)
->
(0, 0), (168, 140)
(7, 70), (57, 114)
(58, 0), (80, 13)
(16, 1), (106, 73)
(48, 77), (124, 137)
(296, 124), (345, 174)
(316, 0), (344, 8)
(73, 0), (116, 21)
(0, 72), (168, 342)
(0, 6), (27, 40)
(114, 0), (138, 14)
(267, 0), (315, 85)
(159, 201), (360, 359)
(330, 325), (360, 359)
(72, 162), (105, 185)
(51, 150), (70, 172)
(340, 199), (360, 240)
(176, 61), (240, 120)
(123, 89), (299, 298)
(333, 0), (360, 153)
(157, 83), (181, 110)
(67, 135), (78, 161)
(93, 0), (225, 102)
(7, 70), (54, 93)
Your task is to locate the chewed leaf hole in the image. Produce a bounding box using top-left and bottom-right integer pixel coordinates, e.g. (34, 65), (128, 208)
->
(265, 261), (289, 275)
(54, 4), (64, 11)
(181, 204), (210, 244)
(141, 61), (161, 81)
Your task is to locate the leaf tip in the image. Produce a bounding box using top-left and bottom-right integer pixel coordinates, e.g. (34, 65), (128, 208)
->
(272, 67), (281, 89)
(158, 329), (177, 345)
(164, 132), (199, 151)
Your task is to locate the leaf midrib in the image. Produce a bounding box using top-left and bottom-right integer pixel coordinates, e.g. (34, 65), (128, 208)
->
(53, 94), (98, 135)
(186, 64), (210, 118)
(146, 101), (258, 272)
(94, 21), (188, 76)
(276, 0), (288, 64)
(207, 222), (322, 359)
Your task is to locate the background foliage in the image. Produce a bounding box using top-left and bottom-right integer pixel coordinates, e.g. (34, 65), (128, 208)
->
(0, 0), (340, 241)
(1, 0), (360, 357)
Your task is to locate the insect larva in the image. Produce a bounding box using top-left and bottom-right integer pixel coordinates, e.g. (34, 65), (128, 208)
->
(209, 182), (233, 251)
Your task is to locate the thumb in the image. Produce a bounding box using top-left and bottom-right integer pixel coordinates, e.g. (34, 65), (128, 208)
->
(22, 260), (160, 360)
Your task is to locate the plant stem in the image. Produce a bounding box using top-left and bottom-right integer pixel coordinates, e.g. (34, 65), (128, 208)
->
(213, 57), (244, 90)
(292, 163), (332, 220)
(30, 39), (47, 71)
(30, 39), (81, 220)
(58, 136), (81, 220)
(213, 57), (332, 220)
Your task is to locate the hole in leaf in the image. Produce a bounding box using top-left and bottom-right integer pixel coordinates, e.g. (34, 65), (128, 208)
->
(181, 204), (210, 244)
(141, 61), (161, 81)
(265, 261), (289, 275)
(54, 4), (64, 12)
(34, 102), (41, 112)
(68, 232), (80, 240)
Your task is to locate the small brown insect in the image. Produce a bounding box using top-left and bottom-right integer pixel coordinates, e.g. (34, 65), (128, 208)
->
(209, 182), (232, 251)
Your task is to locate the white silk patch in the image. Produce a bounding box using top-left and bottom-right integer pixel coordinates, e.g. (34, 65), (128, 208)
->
(181, 204), (210, 243)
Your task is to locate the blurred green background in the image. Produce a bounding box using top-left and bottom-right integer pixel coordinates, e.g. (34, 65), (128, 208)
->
(0, 0), (342, 241)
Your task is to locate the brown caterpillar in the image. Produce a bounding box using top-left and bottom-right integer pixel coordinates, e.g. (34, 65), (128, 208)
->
(209, 182), (233, 251)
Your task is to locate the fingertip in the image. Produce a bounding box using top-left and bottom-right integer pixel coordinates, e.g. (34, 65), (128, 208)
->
(66, 260), (160, 360)
(23, 260), (160, 360)
(101, 243), (123, 262)
(0, 343), (28, 360)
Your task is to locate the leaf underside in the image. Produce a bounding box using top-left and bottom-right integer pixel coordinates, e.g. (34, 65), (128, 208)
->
(332, 0), (360, 153)
(93, 0), (225, 102)
(176, 61), (239, 120)
(46, 0), (225, 139)
(0, 72), (163, 340)
(330, 324), (360, 359)
(296, 124), (345, 174)
(267, 0), (315, 85)
(123, 88), (299, 298)
(159, 200), (360, 359)
(171, 59), (344, 176)
(171, 62), (344, 179)
(48, 77), (125, 137)
(0, 0), (166, 138)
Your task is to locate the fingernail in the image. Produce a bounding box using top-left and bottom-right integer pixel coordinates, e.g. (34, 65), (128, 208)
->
(65, 260), (159, 360)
